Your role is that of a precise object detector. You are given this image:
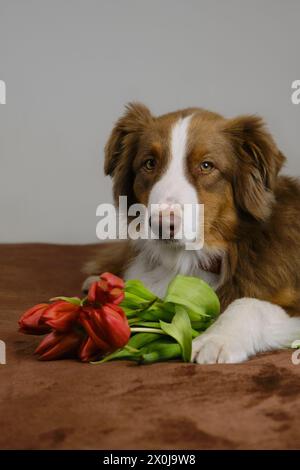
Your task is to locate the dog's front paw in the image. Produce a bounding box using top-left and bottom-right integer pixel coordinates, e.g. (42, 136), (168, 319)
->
(191, 333), (249, 364)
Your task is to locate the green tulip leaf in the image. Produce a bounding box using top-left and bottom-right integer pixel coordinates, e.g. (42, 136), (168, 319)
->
(91, 332), (161, 364)
(137, 303), (174, 322)
(125, 280), (158, 301)
(128, 332), (162, 349)
(160, 305), (192, 362)
(121, 292), (151, 309)
(140, 338), (182, 364)
(49, 296), (82, 306)
(164, 274), (220, 320)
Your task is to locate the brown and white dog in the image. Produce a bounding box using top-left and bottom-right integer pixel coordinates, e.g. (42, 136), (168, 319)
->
(84, 103), (300, 364)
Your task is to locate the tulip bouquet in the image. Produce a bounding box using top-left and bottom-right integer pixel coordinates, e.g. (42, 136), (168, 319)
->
(19, 273), (220, 364)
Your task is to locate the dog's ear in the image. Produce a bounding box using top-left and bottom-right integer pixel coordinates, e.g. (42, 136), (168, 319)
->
(104, 102), (153, 204)
(223, 115), (285, 221)
(104, 102), (153, 176)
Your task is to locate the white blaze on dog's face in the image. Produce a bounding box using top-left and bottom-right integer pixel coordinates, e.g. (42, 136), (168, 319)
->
(148, 115), (199, 244)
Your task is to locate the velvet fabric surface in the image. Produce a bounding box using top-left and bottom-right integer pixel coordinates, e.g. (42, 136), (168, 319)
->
(0, 244), (299, 450)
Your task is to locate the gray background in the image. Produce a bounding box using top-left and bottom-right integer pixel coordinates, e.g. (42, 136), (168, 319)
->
(0, 0), (299, 243)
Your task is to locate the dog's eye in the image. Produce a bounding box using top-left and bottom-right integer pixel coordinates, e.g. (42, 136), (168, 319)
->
(143, 158), (156, 171)
(199, 161), (214, 173)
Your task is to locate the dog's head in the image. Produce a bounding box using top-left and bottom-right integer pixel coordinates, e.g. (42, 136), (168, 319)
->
(104, 103), (285, 250)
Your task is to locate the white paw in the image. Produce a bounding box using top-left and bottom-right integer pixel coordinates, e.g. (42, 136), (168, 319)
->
(191, 333), (249, 364)
(81, 275), (99, 294)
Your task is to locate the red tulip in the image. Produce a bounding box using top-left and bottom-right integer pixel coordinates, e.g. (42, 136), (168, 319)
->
(19, 271), (130, 363)
(35, 330), (83, 360)
(79, 336), (100, 362)
(43, 301), (81, 332)
(101, 304), (130, 347)
(87, 272), (125, 306)
(79, 303), (130, 353)
(19, 303), (51, 334)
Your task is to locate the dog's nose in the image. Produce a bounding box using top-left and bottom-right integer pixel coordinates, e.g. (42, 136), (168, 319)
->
(158, 211), (175, 235)
(149, 209), (178, 239)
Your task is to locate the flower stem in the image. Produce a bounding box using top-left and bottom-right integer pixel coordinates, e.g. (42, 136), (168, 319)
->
(130, 327), (166, 334)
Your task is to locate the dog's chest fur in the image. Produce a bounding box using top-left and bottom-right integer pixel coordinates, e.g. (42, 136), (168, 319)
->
(124, 240), (222, 297)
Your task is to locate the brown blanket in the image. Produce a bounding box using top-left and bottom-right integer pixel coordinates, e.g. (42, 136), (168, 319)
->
(0, 243), (299, 450)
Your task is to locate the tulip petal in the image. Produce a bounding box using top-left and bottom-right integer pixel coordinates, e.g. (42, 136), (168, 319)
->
(79, 337), (100, 362)
(43, 301), (80, 332)
(19, 303), (51, 334)
(34, 331), (58, 355)
(100, 272), (124, 289)
(87, 282), (98, 304)
(101, 305), (130, 348)
(79, 309), (112, 351)
(35, 330), (83, 360)
(87, 273), (125, 306)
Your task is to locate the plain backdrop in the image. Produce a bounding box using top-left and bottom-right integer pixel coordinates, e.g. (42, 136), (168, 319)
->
(0, 0), (299, 243)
